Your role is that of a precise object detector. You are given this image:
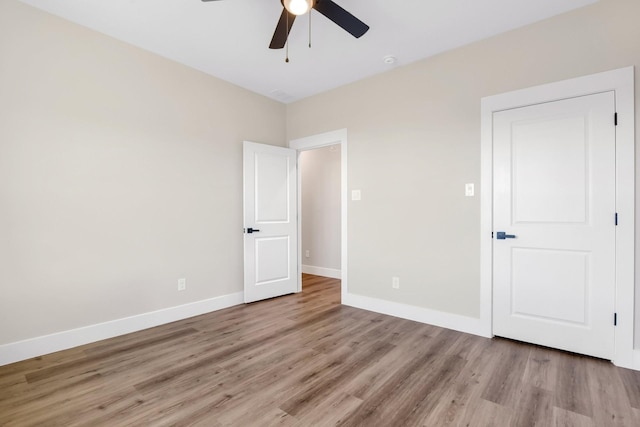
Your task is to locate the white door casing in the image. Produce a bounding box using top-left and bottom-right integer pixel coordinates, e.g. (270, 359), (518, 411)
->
(480, 66), (635, 369)
(243, 141), (298, 303)
(493, 92), (616, 359)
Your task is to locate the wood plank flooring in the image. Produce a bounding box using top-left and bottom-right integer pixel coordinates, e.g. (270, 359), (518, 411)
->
(1, 274), (640, 426)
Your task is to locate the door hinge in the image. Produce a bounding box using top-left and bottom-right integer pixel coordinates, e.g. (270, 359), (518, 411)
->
(615, 113), (618, 126)
(614, 313), (618, 326)
(491, 231), (494, 239)
(615, 212), (618, 226)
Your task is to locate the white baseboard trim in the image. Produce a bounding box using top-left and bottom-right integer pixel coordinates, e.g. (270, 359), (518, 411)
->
(0, 292), (244, 367)
(342, 292), (489, 338)
(301, 265), (342, 279)
(632, 349), (640, 371)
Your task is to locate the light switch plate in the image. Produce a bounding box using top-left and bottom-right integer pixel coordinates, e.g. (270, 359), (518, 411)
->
(465, 183), (474, 197)
(351, 190), (362, 201)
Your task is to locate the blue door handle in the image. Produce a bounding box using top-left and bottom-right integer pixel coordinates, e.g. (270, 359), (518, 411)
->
(496, 231), (516, 240)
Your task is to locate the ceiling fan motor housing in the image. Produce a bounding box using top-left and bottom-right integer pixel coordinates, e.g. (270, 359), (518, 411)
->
(283, 0), (315, 16)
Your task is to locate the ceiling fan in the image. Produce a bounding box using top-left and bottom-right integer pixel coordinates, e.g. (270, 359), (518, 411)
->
(201, 0), (370, 49)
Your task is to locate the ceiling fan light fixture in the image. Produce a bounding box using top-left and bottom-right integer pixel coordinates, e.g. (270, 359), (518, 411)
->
(283, 0), (314, 16)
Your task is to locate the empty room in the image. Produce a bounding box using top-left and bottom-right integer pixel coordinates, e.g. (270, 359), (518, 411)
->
(1, 0), (640, 425)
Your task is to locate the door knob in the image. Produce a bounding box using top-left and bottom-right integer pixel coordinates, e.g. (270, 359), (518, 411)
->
(246, 227), (261, 234)
(496, 231), (516, 240)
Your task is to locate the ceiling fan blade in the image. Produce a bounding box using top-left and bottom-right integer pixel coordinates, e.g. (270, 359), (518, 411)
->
(269, 8), (297, 49)
(313, 0), (369, 38)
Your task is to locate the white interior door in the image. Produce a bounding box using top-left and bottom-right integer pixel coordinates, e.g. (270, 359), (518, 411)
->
(492, 92), (616, 359)
(243, 141), (297, 303)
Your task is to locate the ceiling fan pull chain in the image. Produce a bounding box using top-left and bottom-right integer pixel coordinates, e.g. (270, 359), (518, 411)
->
(285, 11), (290, 62)
(309, 10), (312, 48)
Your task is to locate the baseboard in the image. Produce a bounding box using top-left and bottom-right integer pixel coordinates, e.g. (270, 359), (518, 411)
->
(0, 292), (244, 367)
(342, 292), (489, 338)
(632, 349), (640, 370)
(301, 265), (341, 279)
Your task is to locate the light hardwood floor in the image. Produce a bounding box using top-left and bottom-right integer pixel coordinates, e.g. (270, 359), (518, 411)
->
(1, 274), (640, 426)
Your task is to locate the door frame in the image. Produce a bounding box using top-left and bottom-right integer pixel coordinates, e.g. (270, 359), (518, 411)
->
(480, 66), (635, 368)
(289, 129), (348, 301)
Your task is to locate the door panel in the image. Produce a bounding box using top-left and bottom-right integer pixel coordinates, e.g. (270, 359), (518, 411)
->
(511, 248), (588, 324)
(255, 153), (291, 222)
(512, 115), (588, 223)
(255, 236), (291, 284)
(493, 92), (616, 359)
(243, 141), (297, 303)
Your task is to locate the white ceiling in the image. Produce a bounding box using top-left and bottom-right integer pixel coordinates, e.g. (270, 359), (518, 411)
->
(20, 0), (598, 103)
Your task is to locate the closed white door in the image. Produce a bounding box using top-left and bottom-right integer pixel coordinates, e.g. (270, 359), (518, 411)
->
(243, 141), (298, 303)
(493, 92), (616, 359)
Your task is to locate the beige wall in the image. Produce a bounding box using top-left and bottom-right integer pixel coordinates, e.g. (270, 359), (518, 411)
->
(287, 0), (640, 339)
(0, 0), (286, 345)
(300, 146), (341, 272)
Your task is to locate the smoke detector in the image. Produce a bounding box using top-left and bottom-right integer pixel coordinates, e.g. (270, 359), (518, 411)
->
(383, 55), (397, 65)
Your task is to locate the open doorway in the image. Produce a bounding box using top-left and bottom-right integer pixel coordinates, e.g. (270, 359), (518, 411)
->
(299, 145), (341, 283)
(289, 129), (348, 301)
